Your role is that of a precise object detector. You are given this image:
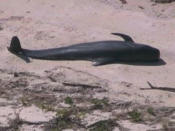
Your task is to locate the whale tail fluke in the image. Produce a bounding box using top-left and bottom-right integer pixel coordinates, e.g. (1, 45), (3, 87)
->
(8, 36), (22, 54)
(8, 36), (30, 63)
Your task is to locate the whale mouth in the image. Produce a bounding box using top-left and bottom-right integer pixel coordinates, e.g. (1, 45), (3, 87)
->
(139, 45), (161, 61)
(151, 48), (160, 60)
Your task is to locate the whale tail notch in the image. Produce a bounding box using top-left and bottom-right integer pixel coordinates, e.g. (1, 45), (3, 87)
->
(7, 36), (30, 63)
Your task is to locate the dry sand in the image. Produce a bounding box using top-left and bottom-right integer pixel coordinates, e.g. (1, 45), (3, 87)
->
(0, 0), (175, 130)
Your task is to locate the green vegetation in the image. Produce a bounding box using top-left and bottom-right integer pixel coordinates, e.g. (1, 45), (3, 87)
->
(45, 108), (74, 131)
(147, 107), (156, 116)
(56, 108), (71, 119)
(64, 97), (73, 105)
(91, 98), (109, 109)
(37, 103), (55, 112)
(20, 96), (29, 106)
(128, 110), (142, 122)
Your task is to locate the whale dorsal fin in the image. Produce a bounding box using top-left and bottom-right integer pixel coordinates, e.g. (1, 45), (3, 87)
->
(111, 33), (134, 43)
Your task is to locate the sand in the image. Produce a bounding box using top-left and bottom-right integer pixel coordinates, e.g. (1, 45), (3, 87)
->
(0, 0), (175, 130)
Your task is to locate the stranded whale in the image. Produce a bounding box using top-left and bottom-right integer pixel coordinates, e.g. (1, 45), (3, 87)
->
(8, 33), (160, 66)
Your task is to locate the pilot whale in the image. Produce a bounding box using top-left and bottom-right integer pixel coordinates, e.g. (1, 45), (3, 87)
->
(8, 33), (160, 66)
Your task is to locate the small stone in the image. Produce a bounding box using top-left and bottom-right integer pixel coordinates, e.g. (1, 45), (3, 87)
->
(14, 72), (19, 77)
(62, 129), (74, 131)
(0, 106), (16, 127)
(20, 124), (43, 131)
(118, 120), (162, 131)
(59, 102), (71, 108)
(19, 105), (56, 123)
(26, 11), (31, 13)
(81, 110), (112, 127)
(113, 127), (120, 131)
(0, 26), (3, 31)
(152, 0), (175, 3)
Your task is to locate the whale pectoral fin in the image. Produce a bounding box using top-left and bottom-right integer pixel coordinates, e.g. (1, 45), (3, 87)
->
(18, 53), (30, 63)
(111, 33), (134, 43)
(92, 58), (117, 66)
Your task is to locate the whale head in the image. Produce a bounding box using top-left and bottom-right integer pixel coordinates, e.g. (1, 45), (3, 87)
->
(135, 45), (160, 61)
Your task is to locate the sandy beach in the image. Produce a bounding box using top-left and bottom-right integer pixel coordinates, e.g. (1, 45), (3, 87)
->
(0, 0), (175, 130)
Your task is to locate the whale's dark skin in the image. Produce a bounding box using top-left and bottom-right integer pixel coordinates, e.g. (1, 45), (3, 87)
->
(8, 33), (160, 66)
